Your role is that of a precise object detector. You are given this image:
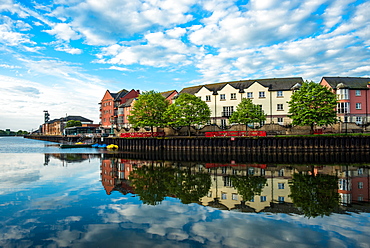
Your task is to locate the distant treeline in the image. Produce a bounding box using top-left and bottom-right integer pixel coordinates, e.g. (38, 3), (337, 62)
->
(0, 129), (29, 136)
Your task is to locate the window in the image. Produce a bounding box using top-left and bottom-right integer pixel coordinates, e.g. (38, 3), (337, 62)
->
(278, 196), (285, 203)
(221, 192), (227, 200)
(356, 116), (362, 124)
(356, 103), (362, 109)
(221, 119), (227, 127)
(356, 90), (361, 96)
(223, 106), (234, 117)
(277, 117), (283, 124)
(230, 93), (237, 100)
(207, 191), (212, 197)
(220, 94), (226, 100)
(260, 168), (265, 176)
(278, 169), (284, 177)
(277, 91), (283, 97)
(337, 102), (349, 113)
(358, 182), (364, 189)
(277, 104), (284, 111)
(278, 183), (285, 189)
(358, 196), (364, 201)
(206, 95), (211, 101)
(260, 196), (266, 202)
(247, 92), (253, 98)
(232, 193), (238, 201)
(337, 88), (349, 100)
(259, 91), (265, 98)
(358, 168), (364, 175)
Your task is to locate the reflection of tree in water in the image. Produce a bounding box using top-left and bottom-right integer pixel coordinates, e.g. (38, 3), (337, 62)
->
(230, 175), (267, 202)
(289, 172), (340, 218)
(130, 164), (211, 205)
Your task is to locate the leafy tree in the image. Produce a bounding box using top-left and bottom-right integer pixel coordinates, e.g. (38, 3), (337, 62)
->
(229, 98), (266, 130)
(129, 164), (175, 205)
(165, 93), (211, 136)
(288, 81), (338, 133)
(65, 120), (82, 128)
(289, 172), (340, 218)
(128, 91), (169, 135)
(230, 175), (267, 202)
(166, 168), (211, 204)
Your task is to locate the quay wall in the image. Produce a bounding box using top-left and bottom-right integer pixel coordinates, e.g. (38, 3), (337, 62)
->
(25, 135), (370, 152)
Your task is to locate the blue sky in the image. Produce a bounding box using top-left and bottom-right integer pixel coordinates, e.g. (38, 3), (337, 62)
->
(0, 0), (369, 131)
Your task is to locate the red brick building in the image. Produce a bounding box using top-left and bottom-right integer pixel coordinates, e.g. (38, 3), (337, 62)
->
(320, 77), (370, 124)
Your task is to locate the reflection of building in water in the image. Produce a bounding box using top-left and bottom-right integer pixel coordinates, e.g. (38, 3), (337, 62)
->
(337, 166), (370, 205)
(100, 157), (155, 195)
(99, 155), (370, 213)
(201, 163), (295, 212)
(43, 154), (97, 166)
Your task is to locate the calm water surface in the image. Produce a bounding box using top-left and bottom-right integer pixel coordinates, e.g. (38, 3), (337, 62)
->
(0, 136), (370, 248)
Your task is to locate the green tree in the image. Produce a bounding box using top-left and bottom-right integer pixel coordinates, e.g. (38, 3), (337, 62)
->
(128, 91), (169, 135)
(289, 172), (340, 218)
(229, 98), (266, 130)
(166, 168), (211, 204)
(230, 175), (267, 202)
(65, 120), (82, 128)
(288, 81), (338, 133)
(165, 93), (211, 136)
(129, 164), (175, 205)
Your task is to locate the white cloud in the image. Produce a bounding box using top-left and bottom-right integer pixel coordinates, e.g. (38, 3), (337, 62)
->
(44, 22), (81, 41)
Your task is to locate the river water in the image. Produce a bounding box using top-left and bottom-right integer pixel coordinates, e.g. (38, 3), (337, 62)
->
(0, 136), (369, 248)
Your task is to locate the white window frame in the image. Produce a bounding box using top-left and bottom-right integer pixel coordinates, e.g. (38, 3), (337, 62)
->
(337, 102), (349, 114)
(259, 91), (265, 98)
(277, 117), (283, 124)
(278, 183), (285, 189)
(355, 90), (361, 96)
(337, 88), (349, 100)
(356, 116), (362, 124)
(220, 94), (226, 100)
(206, 95), (211, 101)
(230, 93), (237, 100)
(260, 196), (266, 202)
(247, 92), (253, 98)
(277, 104), (284, 111)
(356, 103), (362, 109)
(277, 91), (283, 97)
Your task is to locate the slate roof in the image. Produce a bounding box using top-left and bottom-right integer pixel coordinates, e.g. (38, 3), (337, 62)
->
(111, 89), (129, 101)
(322, 77), (370, 89)
(119, 98), (135, 107)
(161, 90), (177, 99)
(179, 77), (304, 95)
(61, 116), (93, 123)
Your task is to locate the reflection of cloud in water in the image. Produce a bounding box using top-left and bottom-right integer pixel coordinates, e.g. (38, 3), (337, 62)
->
(95, 201), (370, 248)
(0, 153), (100, 196)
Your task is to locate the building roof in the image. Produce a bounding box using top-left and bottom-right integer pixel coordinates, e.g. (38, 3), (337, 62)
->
(111, 89), (129, 101)
(61, 116), (93, 123)
(322, 77), (370, 89)
(179, 77), (304, 95)
(161, 90), (177, 99)
(119, 98), (135, 107)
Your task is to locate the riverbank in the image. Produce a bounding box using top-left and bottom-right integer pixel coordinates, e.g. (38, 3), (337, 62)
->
(24, 134), (370, 152)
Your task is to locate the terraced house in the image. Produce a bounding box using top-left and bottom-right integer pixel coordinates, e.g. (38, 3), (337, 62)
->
(180, 77), (304, 127)
(320, 77), (370, 125)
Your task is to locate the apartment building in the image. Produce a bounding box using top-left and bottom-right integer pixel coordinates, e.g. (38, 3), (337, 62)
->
(320, 77), (370, 125)
(180, 77), (304, 127)
(99, 89), (140, 130)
